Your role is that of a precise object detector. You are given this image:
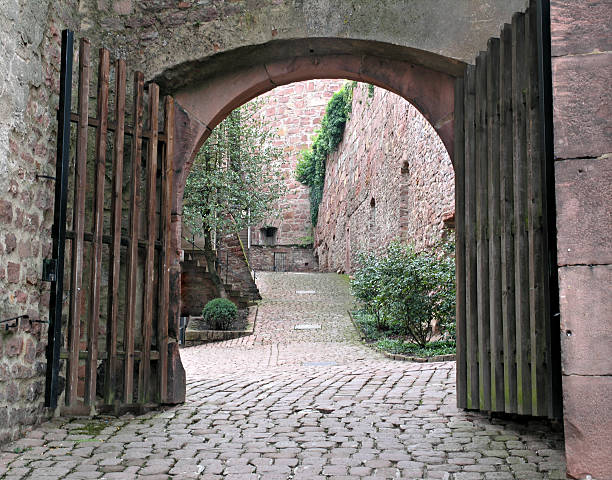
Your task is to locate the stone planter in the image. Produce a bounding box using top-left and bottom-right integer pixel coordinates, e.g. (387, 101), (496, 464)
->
(183, 305), (258, 347)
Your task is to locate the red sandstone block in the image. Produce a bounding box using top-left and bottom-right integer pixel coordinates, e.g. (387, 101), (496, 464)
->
(562, 375), (612, 479)
(559, 265), (612, 376)
(4, 233), (16, 253)
(0, 200), (12, 224)
(550, 0), (612, 57)
(555, 157), (612, 266)
(5, 336), (23, 357)
(7, 262), (20, 283)
(552, 52), (612, 159)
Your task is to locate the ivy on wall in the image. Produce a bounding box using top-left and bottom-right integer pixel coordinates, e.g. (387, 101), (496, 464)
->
(295, 82), (355, 226)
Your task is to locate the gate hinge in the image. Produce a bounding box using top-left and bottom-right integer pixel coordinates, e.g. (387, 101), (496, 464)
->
(42, 259), (58, 282)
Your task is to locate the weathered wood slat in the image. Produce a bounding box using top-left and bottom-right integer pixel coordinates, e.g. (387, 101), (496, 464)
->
(487, 38), (504, 413)
(475, 51), (491, 412)
(69, 112), (167, 141)
(512, 11), (532, 416)
(66, 38), (90, 407)
(139, 83), (160, 404)
(104, 59), (126, 406)
(499, 23), (518, 414)
(65, 230), (163, 249)
(124, 71), (144, 404)
(84, 48), (110, 407)
(158, 96), (174, 403)
(525, 3), (551, 418)
(464, 64), (479, 410)
(454, 78), (467, 409)
(61, 349), (161, 361)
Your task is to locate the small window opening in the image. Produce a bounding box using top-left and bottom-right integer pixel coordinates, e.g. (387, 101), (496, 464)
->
(260, 226), (278, 246)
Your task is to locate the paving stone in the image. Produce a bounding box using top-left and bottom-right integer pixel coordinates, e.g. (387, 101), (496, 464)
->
(0, 273), (566, 479)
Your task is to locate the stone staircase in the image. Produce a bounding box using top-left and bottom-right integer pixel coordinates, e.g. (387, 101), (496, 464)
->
(181, 249), (255, 317)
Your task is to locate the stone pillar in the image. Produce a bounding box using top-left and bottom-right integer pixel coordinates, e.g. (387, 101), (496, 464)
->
(550, 1), (612, 478)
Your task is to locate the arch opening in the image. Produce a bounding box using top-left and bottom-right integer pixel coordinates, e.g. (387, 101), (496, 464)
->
(166, 38), (461, 217)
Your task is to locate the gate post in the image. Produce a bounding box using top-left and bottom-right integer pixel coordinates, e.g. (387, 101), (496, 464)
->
(45, 29), (73, 410)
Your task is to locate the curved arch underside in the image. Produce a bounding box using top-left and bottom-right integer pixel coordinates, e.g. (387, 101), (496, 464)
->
(169, 39), (459, 210)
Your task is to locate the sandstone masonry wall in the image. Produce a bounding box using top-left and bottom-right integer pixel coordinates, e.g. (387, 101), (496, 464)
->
(550, 1), (612, 477)
(0, 1), (79, 443)
(249, 79), (344, 272)
(314, 84), (454, 273)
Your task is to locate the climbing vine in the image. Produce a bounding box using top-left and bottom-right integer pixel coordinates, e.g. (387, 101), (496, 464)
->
(295, 82), (355, 226)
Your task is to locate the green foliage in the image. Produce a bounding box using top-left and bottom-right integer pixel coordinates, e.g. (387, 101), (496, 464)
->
(350, 241), (456, 347)
(295, 82), (355, 225)
(183, 99), (287, 241)
(297, 234), (314, 247)
(367, 83), (375, 98)
(376, 339), (456, 357)
(202, 298), (238, 331)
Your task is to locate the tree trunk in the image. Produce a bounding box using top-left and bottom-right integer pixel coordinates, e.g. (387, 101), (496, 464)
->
(203, 228), (228, 299)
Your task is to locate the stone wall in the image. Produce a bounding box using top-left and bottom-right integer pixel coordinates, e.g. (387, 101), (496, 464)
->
(314, 83), (455, 273)
(0, 1), (79, 444)
(249, 245), (318, 273)
(250, 79), (345, 250)
(550, 1), (612, 478)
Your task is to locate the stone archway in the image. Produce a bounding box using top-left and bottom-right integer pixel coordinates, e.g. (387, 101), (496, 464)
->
(167, 40), (459, 215)
(128, 4), (609, 478)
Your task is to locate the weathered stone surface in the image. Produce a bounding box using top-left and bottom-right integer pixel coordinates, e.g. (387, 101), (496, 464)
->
(555, 157), (612, 266)
(0, 0), (80, 445)
(250, 80), (344, 249)
(559, 265), (612, 376)
(550, 0), (612, 57)
(0, 273), (566, 478)
(552, 52), (612, 160)
(562, 375), (612, 479)
(315, 84), (454, 272)
(249, 245), (317, 273)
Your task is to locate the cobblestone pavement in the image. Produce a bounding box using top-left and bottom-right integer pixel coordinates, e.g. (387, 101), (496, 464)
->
(0, 273), (566, 479)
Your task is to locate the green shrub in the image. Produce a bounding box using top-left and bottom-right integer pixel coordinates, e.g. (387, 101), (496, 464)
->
(376, 339), (456, 357)
(202, 298), (238, 331)
(351, 241), (455, 347)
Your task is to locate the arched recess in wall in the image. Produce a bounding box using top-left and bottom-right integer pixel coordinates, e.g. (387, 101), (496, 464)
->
(156, 38), (463, 215)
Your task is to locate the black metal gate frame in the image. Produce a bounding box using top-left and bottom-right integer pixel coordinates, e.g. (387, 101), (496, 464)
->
(45, 30), (73, 409)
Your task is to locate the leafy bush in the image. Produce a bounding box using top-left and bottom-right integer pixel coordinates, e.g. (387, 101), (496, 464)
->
(202, 298), (238, 331)
(376, 339), (456, 357)
(350, 241), (455, 347)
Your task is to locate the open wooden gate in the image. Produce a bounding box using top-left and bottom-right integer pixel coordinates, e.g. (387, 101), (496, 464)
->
(454, 1), (562, 418)
(45, 31), (176, 414)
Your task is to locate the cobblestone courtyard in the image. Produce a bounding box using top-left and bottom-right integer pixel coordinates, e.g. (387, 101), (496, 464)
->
(0, 273), (566, 479)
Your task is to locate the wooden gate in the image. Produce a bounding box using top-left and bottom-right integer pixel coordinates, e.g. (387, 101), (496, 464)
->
(274, 252), (287, 272)
(45, 31), (175, 414)
(454, 1), (562, 418)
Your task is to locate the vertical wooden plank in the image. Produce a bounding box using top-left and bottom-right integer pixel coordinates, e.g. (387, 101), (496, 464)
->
(487, 38), (504, 413)
(124, 71), (144, 404)
(475, 51), (491, 412)
(159, 96), (174, 403)
(500, 23), (518, 414)
(84, 48), (110, 407)
(512, 11), (532, 416)
(454, 78), (467, 409)
(139, 83), (159, 404)
(464, 64), (479, 410)
(104, 59), (127, 405)
(66, 38), (90, 407)
(526, 2), (551, 417)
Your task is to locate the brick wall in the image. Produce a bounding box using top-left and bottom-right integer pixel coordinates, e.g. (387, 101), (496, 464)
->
(0, 2), (79, 443)
(314, 83), (455, 273)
